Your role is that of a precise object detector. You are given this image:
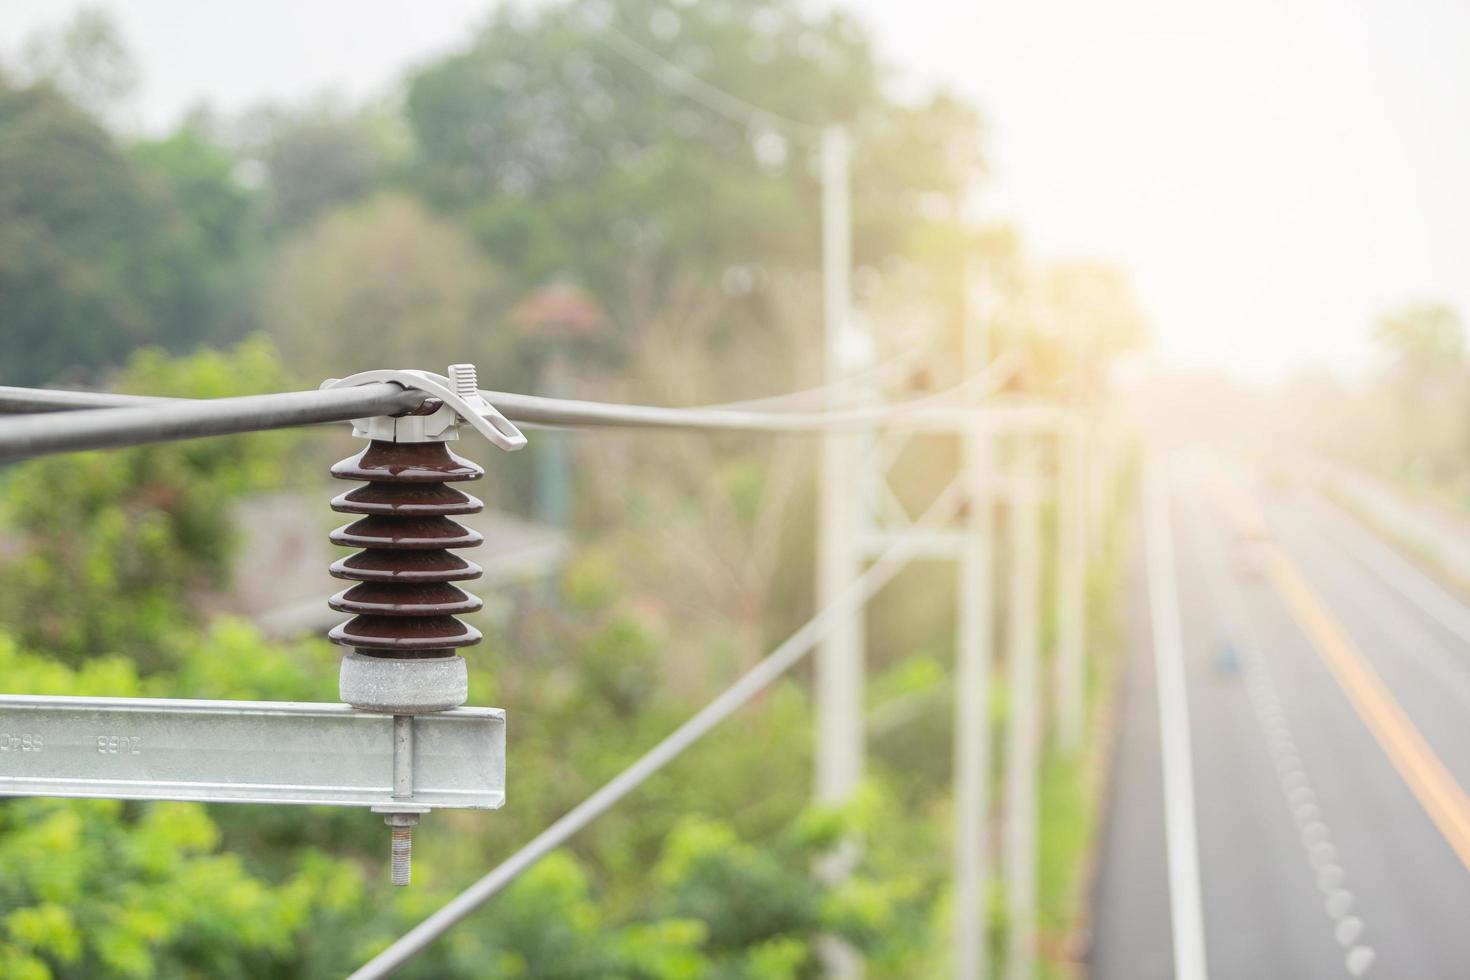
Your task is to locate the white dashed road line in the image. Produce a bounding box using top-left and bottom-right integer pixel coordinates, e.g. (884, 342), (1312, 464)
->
(1241, 647), (1376, 977)
(1185, 464), (1377, 978)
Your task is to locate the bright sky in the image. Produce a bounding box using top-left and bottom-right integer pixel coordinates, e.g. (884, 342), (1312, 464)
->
(3, 0), (1467, 381)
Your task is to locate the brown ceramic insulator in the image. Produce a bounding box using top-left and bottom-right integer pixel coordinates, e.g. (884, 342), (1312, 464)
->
(328, 440), (485, 660)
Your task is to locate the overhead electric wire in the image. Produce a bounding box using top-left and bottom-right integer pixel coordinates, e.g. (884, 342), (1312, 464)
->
(347, 474), (966, 980)
(706, 351), (919, 413)
(586, 14), (824, 141)
(0, 353), (1038, 463)
(0, 387), (169, 413)
(0, 384), (429, 463)
(709, 348), (1018, 413)
(480, 350), (1024, 431)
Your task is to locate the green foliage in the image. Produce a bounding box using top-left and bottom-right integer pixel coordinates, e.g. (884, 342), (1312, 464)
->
(1016, 261), (1149, 401)
(0, 632), (369, 980)
(261, 192), (505, 376)
(0, 74), (259, 386)
(238, 97), (402, 236)
(1372, 301), (1465, 401)
(16, 7), (137, 120)
(403, 0), (981, 357)
(1298, 300), (1470, 493)
(0, 340), (298, 665)
(0, 77), (159, 385)
(130, 126), (260, 350)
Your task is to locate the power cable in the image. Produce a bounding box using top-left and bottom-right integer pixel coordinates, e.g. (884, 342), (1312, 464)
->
(586, 13), (824, 142)
(0, 384), (428, 463)
(0, 355), (1036, 463)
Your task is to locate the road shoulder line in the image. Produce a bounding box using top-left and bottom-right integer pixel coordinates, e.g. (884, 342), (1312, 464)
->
(1144, 460), (1209, 980)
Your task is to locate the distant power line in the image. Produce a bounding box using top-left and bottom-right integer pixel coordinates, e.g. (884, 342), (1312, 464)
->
(583, 12), (826, 142)
(0, 353), (1026, 462)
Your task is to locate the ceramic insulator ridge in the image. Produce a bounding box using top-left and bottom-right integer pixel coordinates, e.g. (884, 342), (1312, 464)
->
(327, 440), (486, 659)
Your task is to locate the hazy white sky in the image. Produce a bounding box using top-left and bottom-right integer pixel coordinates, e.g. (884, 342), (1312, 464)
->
(3, 0), (1466, 380)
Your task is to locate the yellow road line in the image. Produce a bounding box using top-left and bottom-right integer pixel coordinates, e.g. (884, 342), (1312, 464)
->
(1266, 547), (1470, 873)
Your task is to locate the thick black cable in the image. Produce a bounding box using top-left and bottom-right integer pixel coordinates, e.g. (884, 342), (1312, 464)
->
(0, 384), (429, 462)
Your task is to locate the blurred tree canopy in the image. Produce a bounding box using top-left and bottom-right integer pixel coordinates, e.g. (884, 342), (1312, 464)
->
(0, 75), (258, 386)
(403, 0), (984, 365)
(0, 340), (296, 666)
(16, 6), (137, 122)
(235, 97), (406, 236)
(1013, 261), (1149, 402)
(261, 192), (505, 374)
(1372, 301), (1466, 400)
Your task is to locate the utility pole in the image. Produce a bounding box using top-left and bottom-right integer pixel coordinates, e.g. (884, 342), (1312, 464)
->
(816, 124), (865, 980)
(1055, 418), (1086, 750)
(535, 353), (572, 530)
(953, 257), (994, 979)
(1003, 441), (1040, 980)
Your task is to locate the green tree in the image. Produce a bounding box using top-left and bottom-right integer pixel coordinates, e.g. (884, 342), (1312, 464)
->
(237, 97), (402, 236)
(1372, 301), (1465, 398)
(1017, 260), (1149, 401)
(0, 77), (160, 385)
(0, 75), (259, 385)
(131, 124), (261, 351)
(0, 340), (298, 666)
(0, 632), (369, 980)
(261, 192), (505, 376)
(1369, 301), (1468, 485)
(403, 0), (982, 349)
(17, 6), (137, 122)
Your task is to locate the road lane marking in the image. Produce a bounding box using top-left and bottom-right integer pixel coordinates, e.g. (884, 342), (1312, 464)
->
(1144, 461), (1209, 980)
(1266, 550), (1470, 873)
(1293, 499), (1470, 714)
(1214, 470), (1470, 874)
(1310, 494), (1470, 646)
(1189, 470), (1376, 977)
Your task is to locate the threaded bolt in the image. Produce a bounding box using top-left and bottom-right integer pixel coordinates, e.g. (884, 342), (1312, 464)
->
(448, 363), (479, 400)
(383, 812), (420, 887)
(390, 825), (413, 886)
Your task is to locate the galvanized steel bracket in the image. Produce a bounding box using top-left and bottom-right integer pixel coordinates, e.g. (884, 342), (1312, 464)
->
(0, 695), (505, 810)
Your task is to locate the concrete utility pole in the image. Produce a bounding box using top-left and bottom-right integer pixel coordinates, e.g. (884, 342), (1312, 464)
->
(1088, 409), (1115, 556)
(1003, 441), (1041, 980)
(953, 257), (994, 980)
(536, 354), (572, 529)
(815, 124), (865, 980)
(1055, 420), (1087, 750)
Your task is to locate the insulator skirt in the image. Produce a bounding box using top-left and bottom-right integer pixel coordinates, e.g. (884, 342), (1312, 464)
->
(331, 483), (483, 516)
(329, 582), (483, 616)
(329, 516), (484, 550)
(328, 615), (483, 651)
(330, 550), (483, 582)
(327, 440), (485, 659)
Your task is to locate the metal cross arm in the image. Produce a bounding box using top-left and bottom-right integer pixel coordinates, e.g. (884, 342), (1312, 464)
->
(0, 695), (505, 810)
(0, 363), (524, 889)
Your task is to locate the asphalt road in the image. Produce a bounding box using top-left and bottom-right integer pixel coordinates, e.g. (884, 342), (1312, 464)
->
(1089, 453), (1470, 980)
